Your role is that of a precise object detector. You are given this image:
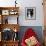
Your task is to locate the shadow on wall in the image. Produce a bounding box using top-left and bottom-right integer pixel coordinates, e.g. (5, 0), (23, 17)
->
(18, 26), (44, 44)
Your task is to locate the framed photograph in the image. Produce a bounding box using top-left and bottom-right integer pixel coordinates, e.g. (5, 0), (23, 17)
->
(25, 7), (36, 20)
(2, 10), (9, 15)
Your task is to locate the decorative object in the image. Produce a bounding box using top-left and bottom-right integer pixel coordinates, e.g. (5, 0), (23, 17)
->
(5, 18), (8, 24)
(15, 0), (17, 7)
(25, 7), (36, 20)
(14, 28), (17, 32)
(2, 10), (9, 15)
(2, 16), (8, 24)
(13, 32), (18, 41)
(2, 28), (13, 41)
(9, 10), (18, 15)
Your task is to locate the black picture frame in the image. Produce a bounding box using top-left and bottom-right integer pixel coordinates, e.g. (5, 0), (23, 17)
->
(25, 7), (36, 20)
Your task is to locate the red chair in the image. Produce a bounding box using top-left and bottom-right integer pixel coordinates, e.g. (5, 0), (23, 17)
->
(21, 28), (41, 46)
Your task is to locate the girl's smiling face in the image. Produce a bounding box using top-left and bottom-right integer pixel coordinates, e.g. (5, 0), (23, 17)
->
(25, 36), (38, 46)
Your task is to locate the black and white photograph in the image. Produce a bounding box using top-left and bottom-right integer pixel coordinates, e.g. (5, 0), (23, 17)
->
(25, 7), (36, 20)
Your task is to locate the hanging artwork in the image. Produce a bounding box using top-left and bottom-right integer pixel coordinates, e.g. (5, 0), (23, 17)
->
(25, 7), (36, 20)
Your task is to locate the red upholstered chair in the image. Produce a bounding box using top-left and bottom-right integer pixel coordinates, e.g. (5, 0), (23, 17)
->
(21, 28), (41, 46)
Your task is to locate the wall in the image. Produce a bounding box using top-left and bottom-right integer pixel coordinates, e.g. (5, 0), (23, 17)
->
(0, 0), (44, 45)
(18, 0), (44, 26)
(0, 0), (44, 26)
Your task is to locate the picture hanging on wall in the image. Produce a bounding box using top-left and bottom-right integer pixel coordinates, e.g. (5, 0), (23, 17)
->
(25, 7), (36, 20)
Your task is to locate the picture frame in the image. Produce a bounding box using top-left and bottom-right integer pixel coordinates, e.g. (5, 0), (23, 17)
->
(25, 7), (36, 20)
(2, 10), (9, 15)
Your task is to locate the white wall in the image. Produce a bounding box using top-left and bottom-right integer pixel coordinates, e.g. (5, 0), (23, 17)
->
(18, 0), (44, 26)
(0, 0), (44, 26)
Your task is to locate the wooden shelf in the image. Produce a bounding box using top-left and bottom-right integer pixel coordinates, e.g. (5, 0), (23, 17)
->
(0, 24), (20, 32)
(0, 7), (19, 10)
(0, 7), (19, 46)
(0, 40), (19, 46)
(2, 40), (19, 42)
